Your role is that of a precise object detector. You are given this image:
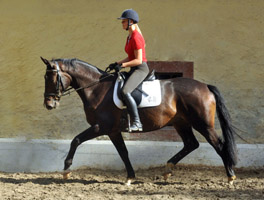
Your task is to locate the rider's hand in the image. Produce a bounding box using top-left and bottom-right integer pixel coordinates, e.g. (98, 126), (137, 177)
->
(114, 64), (123, 72)
(105, 62), (118, 72)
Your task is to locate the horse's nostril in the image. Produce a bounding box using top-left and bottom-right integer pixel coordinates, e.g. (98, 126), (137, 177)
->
(46, 105), (53, 110)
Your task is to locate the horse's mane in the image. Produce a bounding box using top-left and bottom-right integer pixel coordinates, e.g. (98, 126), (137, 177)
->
(51, 58), (105, 74)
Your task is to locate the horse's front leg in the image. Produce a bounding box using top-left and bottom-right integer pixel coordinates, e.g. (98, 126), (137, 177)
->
(63, 124), (102, 178)
(109, 132), (135, 185)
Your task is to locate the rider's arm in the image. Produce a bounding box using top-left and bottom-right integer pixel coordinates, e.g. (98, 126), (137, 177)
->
(121, 49), (142, 68)
(117, 57), (129, 65)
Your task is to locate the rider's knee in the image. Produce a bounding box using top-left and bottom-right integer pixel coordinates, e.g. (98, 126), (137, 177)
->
(121, 89), (131, 100)
(121, 88), (129, 96)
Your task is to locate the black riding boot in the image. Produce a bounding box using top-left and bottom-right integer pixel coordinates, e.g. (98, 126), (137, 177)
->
(123, 93), (143, 132)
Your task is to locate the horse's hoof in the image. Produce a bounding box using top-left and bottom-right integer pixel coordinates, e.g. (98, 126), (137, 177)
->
(62, 171), (71, 180)
(125, 177), (135, 186)
(126, 179), (132, 186)
(228, 175), (236, 185)
(163, 162), (174, 181)
(166, 162), (174, 171)
(163, 172), (172, 181)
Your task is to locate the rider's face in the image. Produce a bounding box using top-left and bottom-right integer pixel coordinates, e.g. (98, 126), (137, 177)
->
(121, 19), (128, 30)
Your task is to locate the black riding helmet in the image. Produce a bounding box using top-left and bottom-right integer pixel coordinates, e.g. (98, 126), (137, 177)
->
(118, 9), (139, 23)
(118, 9), (139, 30)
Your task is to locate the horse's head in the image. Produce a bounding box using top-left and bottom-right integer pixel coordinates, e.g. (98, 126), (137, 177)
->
(41, 57), (72, 110)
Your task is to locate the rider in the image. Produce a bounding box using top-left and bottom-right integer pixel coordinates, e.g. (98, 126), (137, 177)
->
(108, 9), (149, 132)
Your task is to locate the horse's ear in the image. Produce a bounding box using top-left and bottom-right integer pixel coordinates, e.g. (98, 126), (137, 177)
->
(40, 56), (50, 66)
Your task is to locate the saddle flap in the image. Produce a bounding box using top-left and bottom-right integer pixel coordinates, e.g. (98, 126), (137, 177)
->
(116, 70), (154, 101)
(113, 74), (161, 109)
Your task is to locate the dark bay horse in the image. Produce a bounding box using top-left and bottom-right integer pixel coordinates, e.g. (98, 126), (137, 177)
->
(41, 57), (237, 184)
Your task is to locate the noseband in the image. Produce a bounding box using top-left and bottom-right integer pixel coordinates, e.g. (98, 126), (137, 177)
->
(44, 62), (65, 100)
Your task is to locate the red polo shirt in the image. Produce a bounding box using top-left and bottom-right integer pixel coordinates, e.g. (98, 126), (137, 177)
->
(125, 30), (147, 62)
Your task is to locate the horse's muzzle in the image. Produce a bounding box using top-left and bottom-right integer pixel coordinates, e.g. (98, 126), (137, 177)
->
(44, 97), (60, 110)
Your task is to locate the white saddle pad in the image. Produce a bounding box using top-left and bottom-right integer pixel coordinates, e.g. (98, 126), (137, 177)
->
(113, 79), (162, 109)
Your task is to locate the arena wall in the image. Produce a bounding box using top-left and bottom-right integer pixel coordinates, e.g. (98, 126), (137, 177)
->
(0, 0), (263, 144)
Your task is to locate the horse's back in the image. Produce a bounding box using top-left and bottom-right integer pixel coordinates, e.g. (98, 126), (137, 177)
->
(161, 77), (210, 97)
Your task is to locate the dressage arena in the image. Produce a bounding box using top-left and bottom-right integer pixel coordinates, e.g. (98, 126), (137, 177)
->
(1, 0), (264, 199)
(0, 140), (263, 199)
(0, 166), (263, 200)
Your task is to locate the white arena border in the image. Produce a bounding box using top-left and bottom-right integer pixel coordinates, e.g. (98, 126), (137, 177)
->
(0, 138), (263, 172)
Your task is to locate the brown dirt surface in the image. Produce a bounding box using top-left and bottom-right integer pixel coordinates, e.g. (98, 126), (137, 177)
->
(0, 165), (263, 200)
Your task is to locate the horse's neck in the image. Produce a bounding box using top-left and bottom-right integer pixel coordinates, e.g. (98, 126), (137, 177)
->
(65, 62), (108, 109)
(66, 62), (102, 89)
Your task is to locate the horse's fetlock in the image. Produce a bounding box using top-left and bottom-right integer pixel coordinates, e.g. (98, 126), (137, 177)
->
(72, 138), (80, 146)
(166, 162), (175, 172)
(65, 159), (72, 166)
(93, 124), (100, 133)
(64, 159), (72, 170)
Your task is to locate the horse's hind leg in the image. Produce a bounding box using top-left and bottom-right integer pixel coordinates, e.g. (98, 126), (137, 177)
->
(194, 126), (236, 183)
(164, 121), (199, 180)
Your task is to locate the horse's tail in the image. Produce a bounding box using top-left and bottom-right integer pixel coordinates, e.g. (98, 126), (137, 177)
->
(207, 85), (238, 166)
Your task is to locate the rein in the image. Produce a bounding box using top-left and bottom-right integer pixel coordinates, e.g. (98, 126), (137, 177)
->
(61, 73), (114, 96)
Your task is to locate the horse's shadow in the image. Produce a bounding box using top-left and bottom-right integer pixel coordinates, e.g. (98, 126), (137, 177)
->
(2, 168), (263, 186)
(0, 177), (124, 185)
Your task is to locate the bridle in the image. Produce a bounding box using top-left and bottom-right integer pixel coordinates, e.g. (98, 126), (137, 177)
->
(44, 62), (65, 101)
(44, 62), (114, 100)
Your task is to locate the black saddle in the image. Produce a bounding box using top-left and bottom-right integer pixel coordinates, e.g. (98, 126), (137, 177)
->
(117, 70), (156, 105)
